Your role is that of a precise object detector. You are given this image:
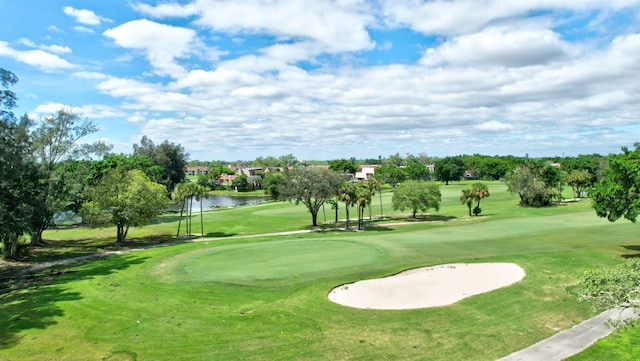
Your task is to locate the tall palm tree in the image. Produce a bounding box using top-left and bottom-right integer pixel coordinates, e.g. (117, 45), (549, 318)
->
(366, 178), (383, 219)
(471, 182), (490, 216)
(193, 184), (209, 235)
(460, 189), (474, 216)
(171, 183), (189, 237)
(337, 182), (356, 230)
(355, 183), (373, 230)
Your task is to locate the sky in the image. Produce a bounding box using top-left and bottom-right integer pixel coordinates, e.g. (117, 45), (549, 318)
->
(1, 1), (640, 161)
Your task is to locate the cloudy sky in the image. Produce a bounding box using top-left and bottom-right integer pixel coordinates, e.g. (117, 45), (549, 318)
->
(1, 1), (640, 161)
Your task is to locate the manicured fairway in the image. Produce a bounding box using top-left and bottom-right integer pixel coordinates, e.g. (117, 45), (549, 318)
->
(2, 184), (638, 360)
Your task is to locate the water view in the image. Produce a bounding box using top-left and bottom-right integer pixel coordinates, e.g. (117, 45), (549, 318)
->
(185, 195), (270, 211)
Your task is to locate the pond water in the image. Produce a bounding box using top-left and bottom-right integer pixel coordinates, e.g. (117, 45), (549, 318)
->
(184, 195), (270, 211)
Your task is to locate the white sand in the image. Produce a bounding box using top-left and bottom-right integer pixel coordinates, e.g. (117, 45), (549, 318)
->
(328, 263), (525, 310)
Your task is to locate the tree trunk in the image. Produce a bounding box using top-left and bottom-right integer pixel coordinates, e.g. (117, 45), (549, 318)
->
(116, 224), (128, 245)
(176, 198), (186, 237)
(200, 198), (204, 236)
(188, 196), (194, 235)
(311, 211), (318, 226)
(379, 191), (383, 218)
(30, 225), (47, 246)
(345, 204), (350, 230)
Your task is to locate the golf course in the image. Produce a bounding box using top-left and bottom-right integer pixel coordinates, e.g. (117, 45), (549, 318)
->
(1, 182), (638, 360)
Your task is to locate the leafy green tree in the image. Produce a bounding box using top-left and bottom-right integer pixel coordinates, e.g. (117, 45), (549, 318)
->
(471, 182), (490, 216)
(277, 168), (344, 226)
(405, 159), (431, 181)
(25, 109), (100, 245)
(133, 136), (188, 192)
(435, 156), (465, 185)
(374, 165), (407, 188)
(392, 180), (441, 218)
(329, 158), (357, 174)
(232, 174), (250, 192)
(382, 152), (403, 167)
(80, 169), (170, 245)
(263, 171), (284, 198)
(565, 170), (592, 198)
(591, 145), (640, 222)
(0, 69), (40, 257)
(504, 161), (561, 207)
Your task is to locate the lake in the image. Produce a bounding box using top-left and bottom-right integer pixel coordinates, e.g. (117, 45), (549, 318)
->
(184, 195), (270, 211)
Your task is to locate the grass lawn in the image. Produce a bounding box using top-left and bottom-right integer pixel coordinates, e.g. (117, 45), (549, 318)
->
(1, 181), (638, 360)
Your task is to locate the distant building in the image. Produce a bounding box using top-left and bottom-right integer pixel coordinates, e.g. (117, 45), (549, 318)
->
(185, 166), (209, 176)
(355, 165), (380, 180)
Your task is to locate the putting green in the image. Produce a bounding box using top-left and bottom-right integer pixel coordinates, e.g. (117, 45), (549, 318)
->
(154, 239), (385, 285)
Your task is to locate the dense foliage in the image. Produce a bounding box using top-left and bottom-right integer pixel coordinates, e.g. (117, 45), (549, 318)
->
(80, 169), (170, 244)
(133, 135), (188, 193)
(591, 145), (640, 222)
(435, 156), (465, 185)
(504, 161), (562, 207)
(277, 168), (345, 226)
(391, 180), (441, 218)
(577, 258), (640, 316)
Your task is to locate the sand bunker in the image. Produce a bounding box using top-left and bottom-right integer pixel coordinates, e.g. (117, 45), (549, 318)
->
(328, 263), (525, 310)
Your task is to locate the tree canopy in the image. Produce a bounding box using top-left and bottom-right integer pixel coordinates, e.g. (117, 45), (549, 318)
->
(504, 161), (561, 207)
(133, 136), (188, 193)
(392, 180), (441, 218)
(591, 145), (640, 222)
(80, 169), (170, 245)
(435, 156), (464, 185)
(277, 168), (344, 226)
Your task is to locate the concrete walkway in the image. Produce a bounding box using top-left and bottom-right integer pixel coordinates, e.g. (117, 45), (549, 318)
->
(497, 308), (638, 361)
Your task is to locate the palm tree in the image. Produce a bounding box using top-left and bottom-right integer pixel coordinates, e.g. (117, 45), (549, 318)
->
(365, 178), (383, 219)
(171, 183), (189, 237)
(460, 189), (474, 216)
(193, 184), (209, 235)
(355, 183), (373, 230)
(471, 182), (490, 216)
(337, 182), (356, 230)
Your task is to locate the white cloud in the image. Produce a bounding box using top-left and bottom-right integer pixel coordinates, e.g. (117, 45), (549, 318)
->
(0, 41), (75, 71)
(73, 26), (95, 33)
(476, 121), (514, 131)
(421, 26), (573, 67)
(17, 38), (72, 54)
(381, 0), (640, 35)
(137, 0), (374, 53)
(132, 2), (199, 18)
(63, 6), (108, 26)
(103, 19), (199, 77)
(33, 102), (125, 120)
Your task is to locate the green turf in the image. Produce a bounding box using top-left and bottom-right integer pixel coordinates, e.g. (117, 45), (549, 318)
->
(1, 181), (638, 360)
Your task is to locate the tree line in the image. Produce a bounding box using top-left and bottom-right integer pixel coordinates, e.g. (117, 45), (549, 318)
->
(0, 66), (627, 259)
(0, 69), (189, 257)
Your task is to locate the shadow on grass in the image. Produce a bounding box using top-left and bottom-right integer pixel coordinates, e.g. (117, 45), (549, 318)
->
(0, 254), (147, 349)
(203, 231), (238, 238)
(621, 245), (640, 258)
(24, 235), (174, 263)
(388, 214), (457, 222)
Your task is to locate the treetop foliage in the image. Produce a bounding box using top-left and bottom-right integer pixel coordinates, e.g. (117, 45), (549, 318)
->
(592, 144), (640, 222)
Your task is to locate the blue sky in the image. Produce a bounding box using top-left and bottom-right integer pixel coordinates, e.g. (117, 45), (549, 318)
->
(2, 1), (640, 161)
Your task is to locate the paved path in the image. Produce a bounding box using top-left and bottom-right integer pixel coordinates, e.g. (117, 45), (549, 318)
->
(497, 307), (638, 361)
